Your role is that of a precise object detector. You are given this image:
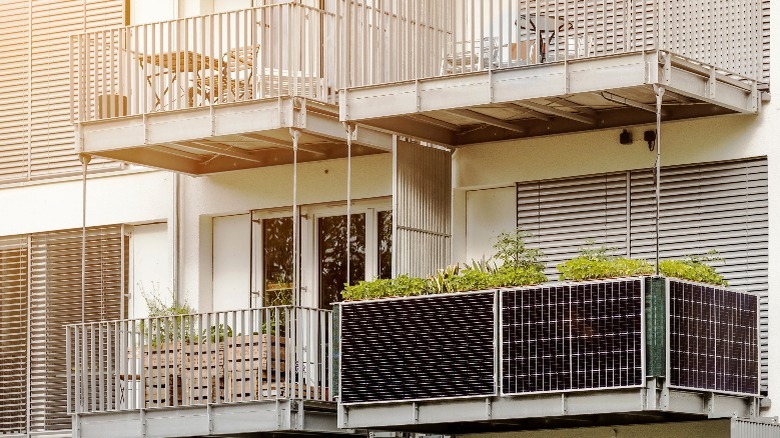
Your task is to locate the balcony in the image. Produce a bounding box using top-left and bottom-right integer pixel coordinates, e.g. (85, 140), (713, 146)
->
(339, 0), (765, 146)
(66, 306), (348, 437)
(70, 2), (392, 175)
(336, 277), (763, 433)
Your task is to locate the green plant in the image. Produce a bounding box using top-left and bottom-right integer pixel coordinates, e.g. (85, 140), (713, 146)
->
(493, 228), (544, 270)
(139, 283), (197, 346)
(659, 251), (728, 286)
(557, 244), (653, 281)
(202, 324), (233, 343)
(342, 275), (428, 301)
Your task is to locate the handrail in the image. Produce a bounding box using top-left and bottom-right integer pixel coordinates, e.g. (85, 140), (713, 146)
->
(66, 306), (334, 414)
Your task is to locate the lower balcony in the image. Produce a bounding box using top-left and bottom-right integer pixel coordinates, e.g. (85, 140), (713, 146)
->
(336, 277), (764, 434)
(66, 306), (349, 438)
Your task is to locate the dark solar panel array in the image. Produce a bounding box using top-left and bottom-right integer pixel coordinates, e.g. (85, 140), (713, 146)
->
(339, 293), (495, 404)
(502, 279), (644, 394)
(669, 280), (759, 395)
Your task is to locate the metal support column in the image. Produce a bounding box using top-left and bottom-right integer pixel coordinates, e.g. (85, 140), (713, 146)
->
(79, 153), (91, 323)
(344, 124), (353, 286)
(653, 85), (665, 275)
(290, 129), (301, 307)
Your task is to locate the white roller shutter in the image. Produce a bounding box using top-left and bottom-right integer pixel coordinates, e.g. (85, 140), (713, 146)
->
(516, 157), (769, 393)
(29, 226), (126, 432)
(0, 236), (29, 435)
(393, 139), (452, 278)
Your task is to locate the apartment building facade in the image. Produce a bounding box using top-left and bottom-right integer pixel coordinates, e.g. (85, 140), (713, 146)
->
(0, 0), (778, 437)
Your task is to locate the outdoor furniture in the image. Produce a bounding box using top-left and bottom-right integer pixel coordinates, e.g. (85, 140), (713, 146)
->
(442, 37), (500, 74)
(137, 50), (220, 110)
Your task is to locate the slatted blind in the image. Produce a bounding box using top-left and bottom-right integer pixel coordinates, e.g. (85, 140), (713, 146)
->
(762, 0), (770, 84)
(29, 0), (124, 178)
(0, 1), (31, 181)
(29, 226), (125, 432)
(0, 236), (29, 435)
(516, 157), (769, 393)
(393, 140), (452, 278)
(0, 1), (124, 184)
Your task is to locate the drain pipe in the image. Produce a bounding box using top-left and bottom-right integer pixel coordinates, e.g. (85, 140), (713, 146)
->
(654, 85), (665, 276)
(79, 153), (91, 324)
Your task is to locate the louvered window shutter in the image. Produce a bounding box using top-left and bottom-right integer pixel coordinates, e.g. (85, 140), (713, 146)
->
(517, 172), (629, 277)
(516, 158), (768, 393)
(762, 0), (770, 84)
(393, 140), (452, 278)
(0, 1), (31, 182)
(629, 158), (769, 393)
(29, 225), (125, 432)
(29, 1), (125, 178)
(0, 236), (29, 435)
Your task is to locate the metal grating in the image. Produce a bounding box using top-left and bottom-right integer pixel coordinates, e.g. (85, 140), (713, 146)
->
(502, 279), (644, 394)
(340, 293), (495, 404)
(669, 280), (759, 395)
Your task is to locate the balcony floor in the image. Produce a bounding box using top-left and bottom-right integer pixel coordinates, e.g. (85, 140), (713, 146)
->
(340, 51), (763, 147)
(73, 400), (352, 438)
(76, 98), (393, 175)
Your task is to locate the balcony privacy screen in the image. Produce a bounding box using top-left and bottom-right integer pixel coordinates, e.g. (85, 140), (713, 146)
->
(339, 293), (495, 403)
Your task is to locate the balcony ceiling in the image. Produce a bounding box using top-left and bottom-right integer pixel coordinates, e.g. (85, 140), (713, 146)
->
(77, 98), (393, 175)
(340, 51), (763, 147)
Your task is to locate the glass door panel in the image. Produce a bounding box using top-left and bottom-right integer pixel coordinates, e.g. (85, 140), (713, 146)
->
(262, 217), (294, 306)
(318, 213), (365, 309)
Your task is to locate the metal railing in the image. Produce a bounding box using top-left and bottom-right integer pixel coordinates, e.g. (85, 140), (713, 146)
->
(345, 0), (763, 88)
(66, 306), (333, 414)
(71, 1), (338, 123)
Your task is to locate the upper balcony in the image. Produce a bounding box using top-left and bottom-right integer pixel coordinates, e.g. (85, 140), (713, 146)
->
(339, 0), (766, 146)
(70, 1), (393, 175)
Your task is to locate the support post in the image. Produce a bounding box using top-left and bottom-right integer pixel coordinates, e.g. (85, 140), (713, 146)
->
(79, 153), (91, 323)
(344, 124), (353, 287)
(290, 129), (301, 307)
(653, 85), (665, 275)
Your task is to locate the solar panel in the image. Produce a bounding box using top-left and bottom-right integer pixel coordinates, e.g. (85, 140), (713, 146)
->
(502, 279), (644, 394)
(339, 292), (496, 404)
(669, 280), (759, 395)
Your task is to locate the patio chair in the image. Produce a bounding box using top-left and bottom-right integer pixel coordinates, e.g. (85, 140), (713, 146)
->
(189, 44), (261, 105)
(442, 36), (500, 74)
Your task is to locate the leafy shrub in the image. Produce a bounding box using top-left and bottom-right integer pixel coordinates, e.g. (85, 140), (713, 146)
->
(557, 246), (653, 281)
(659, 251), (728, 286)
(341, 229), (548, 301)
(342, 275), (429, 301)
(558, 245), (728, 286)
(139, 283), (197, 346)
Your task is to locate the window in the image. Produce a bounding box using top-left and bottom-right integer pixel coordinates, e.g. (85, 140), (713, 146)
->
(251, 201), (392, 309)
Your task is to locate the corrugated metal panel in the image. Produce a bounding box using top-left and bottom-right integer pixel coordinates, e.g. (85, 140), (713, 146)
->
(393, 140), (451, 278)
(29, 0), (124, 179)
(28, 226), (124, 432)
(731, 419), (780, 438)
(340, 292), (495, 404)
(0, 1), (31, 182)
(0, 236), (29, 435)
(516, 157), (769, 393)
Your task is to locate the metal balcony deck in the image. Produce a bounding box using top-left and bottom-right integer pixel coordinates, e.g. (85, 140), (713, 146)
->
(340, 51), (762, 147)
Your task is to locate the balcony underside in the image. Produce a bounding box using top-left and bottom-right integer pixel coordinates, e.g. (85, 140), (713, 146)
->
(73, 400), (350, 438)
(76, 98), (393, 175)
(340, 51), (762, 147)
(339, 387), (758, 433)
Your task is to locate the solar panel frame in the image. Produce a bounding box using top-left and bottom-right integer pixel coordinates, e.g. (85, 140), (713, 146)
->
(667, 279), (760, 397)
(500, 278), (646, 396)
